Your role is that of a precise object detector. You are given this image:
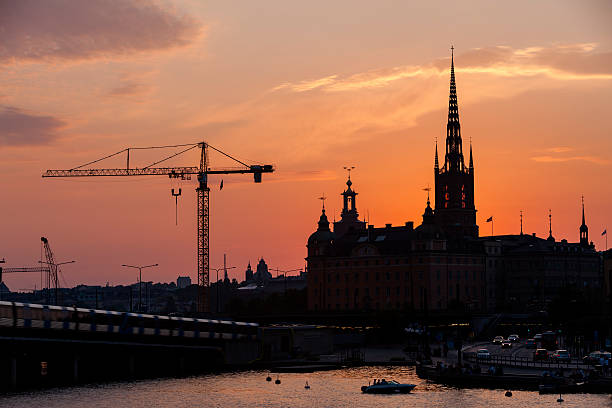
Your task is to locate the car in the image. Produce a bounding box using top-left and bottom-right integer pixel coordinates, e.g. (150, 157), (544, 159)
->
(508, 334), (520, 342)
(525, 338), (537, 349)
(501, 340), (512, 349)
(534, 333), (543, 341)
(477, 349), (491, 360)
(534, 348), (548, 361)
(550, 350), (571, 363)
(492, 336), (504, 344)
(583, 351), (611, 365)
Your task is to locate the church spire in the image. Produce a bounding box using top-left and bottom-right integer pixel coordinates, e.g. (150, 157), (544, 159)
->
(580, 195), (589, 246)
(444, 45), (466, 173)
(469, 141), (473, 172)
(434, 141), (439, 171)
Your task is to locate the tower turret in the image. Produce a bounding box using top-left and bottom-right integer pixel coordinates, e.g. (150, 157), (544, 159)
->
(334, 168), (366, 238)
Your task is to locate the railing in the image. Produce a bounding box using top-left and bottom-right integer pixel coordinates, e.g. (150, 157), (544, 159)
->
(464, 352), (594, 371)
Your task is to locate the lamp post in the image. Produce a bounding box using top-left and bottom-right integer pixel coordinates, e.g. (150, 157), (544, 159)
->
(38, 259), (76, 305)
(210, 266), (235, 314)
(122, 263), (158, 312)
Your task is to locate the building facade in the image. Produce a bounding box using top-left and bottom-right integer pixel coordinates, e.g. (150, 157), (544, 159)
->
(306, 50), (601, 314)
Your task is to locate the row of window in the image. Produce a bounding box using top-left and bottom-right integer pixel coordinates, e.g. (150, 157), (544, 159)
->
(310, 257), (484, 269)
(314, 269), (484, 284)
(313, 285), (485, 298)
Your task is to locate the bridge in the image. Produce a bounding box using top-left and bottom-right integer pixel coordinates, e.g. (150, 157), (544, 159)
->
(0, 301), (260, 390)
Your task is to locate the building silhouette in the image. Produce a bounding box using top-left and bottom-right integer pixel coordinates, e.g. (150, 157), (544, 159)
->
(306, 50), (602, 314)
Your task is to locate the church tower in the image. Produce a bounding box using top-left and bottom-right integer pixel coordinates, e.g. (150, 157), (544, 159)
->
(580, 196), (589, 246)
(434, 48), (478, 238)
(333, 169), (366, 238)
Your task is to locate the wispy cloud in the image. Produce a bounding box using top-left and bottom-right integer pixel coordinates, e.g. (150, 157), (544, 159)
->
(0, 106), (66, 146)
(531, 155), (608, 165)
(546, 147), (573, 153)
(272, 44), (612, 94)
(0, 0), (203, 65)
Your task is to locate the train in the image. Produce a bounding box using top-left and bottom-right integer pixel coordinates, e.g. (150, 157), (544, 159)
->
(0, 301), (259, 341)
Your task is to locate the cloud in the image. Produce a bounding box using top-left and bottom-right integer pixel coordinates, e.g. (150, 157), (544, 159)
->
(0, 106), (66, 146)
(546, 147), (573, 153)
(272, 44), (612, 93)
(0, 0), (203, 64)
(531, 155), (608, 165)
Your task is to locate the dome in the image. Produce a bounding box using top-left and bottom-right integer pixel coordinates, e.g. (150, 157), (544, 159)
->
(308, 208), (335, 245)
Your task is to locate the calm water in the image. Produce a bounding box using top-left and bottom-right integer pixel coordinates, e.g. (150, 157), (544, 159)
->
(1, 366), (610, 408)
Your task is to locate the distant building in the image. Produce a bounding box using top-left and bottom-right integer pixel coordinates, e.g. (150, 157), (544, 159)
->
(306, 50), (602, 314)
(254, 258), (272, 286)
(245, 262), (254, 282)
(177, 276), (192, 289)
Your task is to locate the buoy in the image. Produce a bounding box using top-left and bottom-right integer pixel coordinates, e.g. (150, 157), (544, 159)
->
(266, 375), (272, 382)
(275, 376), (281, 384)
(505, 391), (512, 397)
(305, 381), (310, 389)
(557, 394), (564, 403)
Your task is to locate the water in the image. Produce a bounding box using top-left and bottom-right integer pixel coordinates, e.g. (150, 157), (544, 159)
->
(1, 366), (610, 408)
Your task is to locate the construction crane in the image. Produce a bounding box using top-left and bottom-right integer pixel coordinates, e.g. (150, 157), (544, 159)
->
(42, 141), (274, 313)
(40, 237), (75, 305)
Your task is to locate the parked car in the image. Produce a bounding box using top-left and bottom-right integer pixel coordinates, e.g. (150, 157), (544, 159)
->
(550, 350), (571, 363)
(492, 336), (504, 344)
(477, 349), (491, 360)
(502, 340), (512, 349)
(508, 334), (520, 342)
(583, 351), (612, 365)
(525, 338), (537, 349)
(534, 348), (548, 361)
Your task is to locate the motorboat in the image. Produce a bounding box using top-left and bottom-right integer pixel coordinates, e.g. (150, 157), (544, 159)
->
(361, 380), (416, 394)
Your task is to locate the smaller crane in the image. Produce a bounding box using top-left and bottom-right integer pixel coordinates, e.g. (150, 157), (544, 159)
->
(0, 262), (50, 302)
(40, 237), (75, 305)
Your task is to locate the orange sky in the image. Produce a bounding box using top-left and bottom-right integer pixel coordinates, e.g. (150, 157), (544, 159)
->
(1, 1), (611, 290)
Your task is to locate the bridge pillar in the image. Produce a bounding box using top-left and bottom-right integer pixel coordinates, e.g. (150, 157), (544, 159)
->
(128, 354), (135, 378)
(10, 356), (17, 389)
(73, 355), (79, 383)
(178, 356), (185, 377)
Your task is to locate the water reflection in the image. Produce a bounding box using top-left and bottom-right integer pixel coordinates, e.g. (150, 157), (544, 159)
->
(1, 366), (609, 408)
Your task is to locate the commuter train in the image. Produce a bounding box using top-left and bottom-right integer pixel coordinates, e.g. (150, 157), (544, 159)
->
(0, 301), (259, 341)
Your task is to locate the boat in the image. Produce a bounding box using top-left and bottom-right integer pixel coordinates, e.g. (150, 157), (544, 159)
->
(361, 380), (416, 394)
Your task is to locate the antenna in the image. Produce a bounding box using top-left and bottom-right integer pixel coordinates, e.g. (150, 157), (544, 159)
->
(520, 210), (523, 235)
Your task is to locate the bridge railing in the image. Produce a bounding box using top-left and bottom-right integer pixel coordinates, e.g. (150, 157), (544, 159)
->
(0, 301), (259, 341)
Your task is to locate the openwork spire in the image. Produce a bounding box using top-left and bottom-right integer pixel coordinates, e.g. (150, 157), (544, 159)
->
(448, 46), (460, 125)
(443, 46), (466, 173)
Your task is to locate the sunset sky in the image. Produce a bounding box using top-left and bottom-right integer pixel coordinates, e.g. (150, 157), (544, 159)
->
(1, 0), (611, 290)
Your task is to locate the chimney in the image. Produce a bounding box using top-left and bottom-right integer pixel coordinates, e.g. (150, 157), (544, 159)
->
(405, 221), (414, 230)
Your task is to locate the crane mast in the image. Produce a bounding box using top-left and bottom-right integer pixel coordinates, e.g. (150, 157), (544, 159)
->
(43, 141), (274, 314)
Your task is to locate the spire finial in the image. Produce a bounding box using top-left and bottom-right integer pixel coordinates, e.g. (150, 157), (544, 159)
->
(318, 194), (327, 211)
(343, 166), (355, 181)
(581, 195), (585, 225)
(423, 185), (431, 206)
(520, 210), (523, 235)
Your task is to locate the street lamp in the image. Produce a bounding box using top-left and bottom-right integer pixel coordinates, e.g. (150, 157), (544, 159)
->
(210, 266), (236, 314)
(122, 263), (158, 312)
(39, 259), (76, 305)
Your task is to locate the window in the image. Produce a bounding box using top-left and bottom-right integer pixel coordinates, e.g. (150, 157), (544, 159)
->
(327, 288), (330, 296)
(386, 287), (391, 296)
(336, 288), (340, 296)
(375, 287), (380, 295)
(436, 270), (440, 280)
(376, 272), (380, 281)
(449, 286), (453, 296)
(396, 287), (400, 296)
(345, 288), (349, 296)
(437, 285), (441, 295)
